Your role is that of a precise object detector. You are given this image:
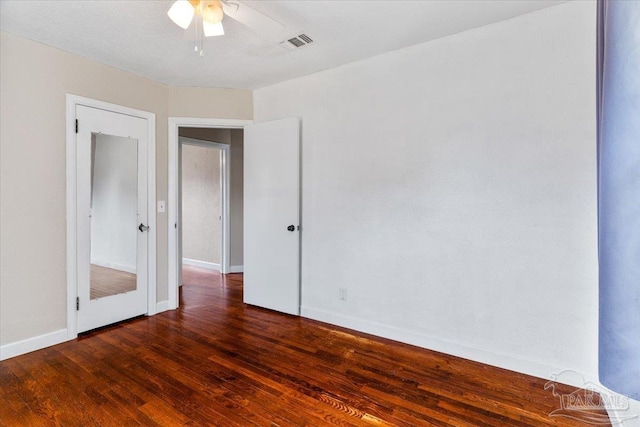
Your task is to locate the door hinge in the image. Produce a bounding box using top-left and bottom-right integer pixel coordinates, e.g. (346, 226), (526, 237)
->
(76, 297), (79, 311)
(75, 119), (78, 134)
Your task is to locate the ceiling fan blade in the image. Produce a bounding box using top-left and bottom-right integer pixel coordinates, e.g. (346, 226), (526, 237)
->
(221, 1), (285, 40)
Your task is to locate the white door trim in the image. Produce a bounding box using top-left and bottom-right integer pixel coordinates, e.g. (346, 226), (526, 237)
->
(180, 136), (230, 274)
(66, 94), (157, 339)
(168, 117), (251, 310)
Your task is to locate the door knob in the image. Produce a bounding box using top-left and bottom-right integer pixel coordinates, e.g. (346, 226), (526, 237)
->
(138, 223), (149, 232)
(287, 225), (295, 232)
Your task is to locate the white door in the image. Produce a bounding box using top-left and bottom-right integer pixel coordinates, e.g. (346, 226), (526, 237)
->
(244, 118), (300, 315)
(76, 105), (148, 332)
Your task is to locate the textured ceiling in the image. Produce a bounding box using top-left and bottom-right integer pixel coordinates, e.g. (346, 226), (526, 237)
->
(0, 0), (566, 89)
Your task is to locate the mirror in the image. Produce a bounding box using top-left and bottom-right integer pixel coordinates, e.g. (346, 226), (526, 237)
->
(89, 133), (138, 300)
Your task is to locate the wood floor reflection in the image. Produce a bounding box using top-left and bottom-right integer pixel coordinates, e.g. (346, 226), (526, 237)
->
(90, 264), (136, 299)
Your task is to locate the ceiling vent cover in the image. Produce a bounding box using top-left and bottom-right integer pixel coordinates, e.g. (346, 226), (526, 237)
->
(280, 33), (314, 50)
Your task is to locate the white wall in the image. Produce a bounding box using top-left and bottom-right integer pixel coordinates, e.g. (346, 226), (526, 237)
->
(254, 1), (598, 384)
(229, 129), (244, 269)
(181, 144), (221, 266)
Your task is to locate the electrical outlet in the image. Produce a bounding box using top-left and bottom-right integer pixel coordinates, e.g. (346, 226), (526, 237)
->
(339, 288), (347, 301)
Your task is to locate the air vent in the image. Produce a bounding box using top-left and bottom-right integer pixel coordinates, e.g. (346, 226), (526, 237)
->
(288, 37), (305, 48)
(298, 34), (313, 44)
(280, 33), (314, 51)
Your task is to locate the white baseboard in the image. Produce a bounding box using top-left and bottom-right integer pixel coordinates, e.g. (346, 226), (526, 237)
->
(301, 306), (598, 389)
(606, 399), (640, 426)
(91, 260), (136, 274)
(0, 329), (69, 361)
(230, 265), (244, 273)
(182, 258), (220, 271)
(1, 303), (174, 360)
(155, 300), (171, 314)
(600, 386), (640, 426)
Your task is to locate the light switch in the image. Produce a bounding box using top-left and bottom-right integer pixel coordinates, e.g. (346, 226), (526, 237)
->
(157, 201), (166, 213)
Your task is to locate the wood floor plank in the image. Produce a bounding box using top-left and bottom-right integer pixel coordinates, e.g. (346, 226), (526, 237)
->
(116, 330), (303, 427)
(0, 266), (610, 426)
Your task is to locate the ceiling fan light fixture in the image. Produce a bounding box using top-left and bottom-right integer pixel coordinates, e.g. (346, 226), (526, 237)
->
(168, 0), (195, 29)
(203, 20), (225, 37)
(201, 1), (224, 24)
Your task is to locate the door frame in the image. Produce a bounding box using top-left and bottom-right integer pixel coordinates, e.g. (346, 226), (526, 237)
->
(179, 136), (229, 274)
(66, 94), (157, 339)
(168, 118), (251, 310)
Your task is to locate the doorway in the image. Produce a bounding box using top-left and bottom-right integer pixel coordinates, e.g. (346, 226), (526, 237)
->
(168, 119), (250, 310)
(179, 137), (226, 281)
(66, 95), (157, 338)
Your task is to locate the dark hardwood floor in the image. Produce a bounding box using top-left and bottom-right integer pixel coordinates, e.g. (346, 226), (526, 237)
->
(1, 266), (609, 426)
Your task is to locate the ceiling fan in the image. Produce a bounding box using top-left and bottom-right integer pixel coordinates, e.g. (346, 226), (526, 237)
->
(167, 0), (285, 54)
